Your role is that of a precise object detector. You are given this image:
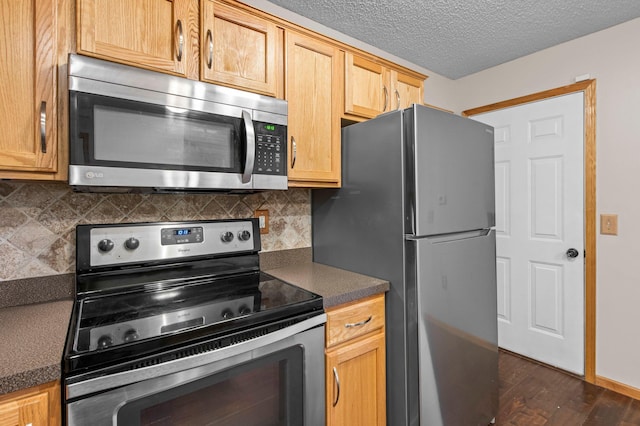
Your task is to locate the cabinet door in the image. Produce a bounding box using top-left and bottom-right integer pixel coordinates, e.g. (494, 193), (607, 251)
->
(286, 31), (341, 187)
(0, 0), (57, 173)
(391, 69), (424, 110)
(77, 0), (199, 79)
(344, 53), (390, 119)
(0, 393), (48, 426)
(201, 1), (278, 96)
(326, 331), (386, 426)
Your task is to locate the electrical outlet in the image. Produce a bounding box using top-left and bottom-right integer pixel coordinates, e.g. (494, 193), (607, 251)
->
(254, 209), (269, 234)
(600, 214), (618, 235)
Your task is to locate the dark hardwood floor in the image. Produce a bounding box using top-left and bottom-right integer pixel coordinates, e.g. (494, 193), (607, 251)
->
(498, 350), (640, 425)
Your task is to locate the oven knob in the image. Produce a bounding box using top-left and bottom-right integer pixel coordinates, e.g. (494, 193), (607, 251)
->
(221, 309), (234, 320)
(123, 329), (139, 343)
(238, 305), (251, 315)
(125, 237), (140, 250)
(97, 335), (114, 349)
(97, 239), (115, 253)
(220, 231), (234, 243)
(238, 230), (251, 241)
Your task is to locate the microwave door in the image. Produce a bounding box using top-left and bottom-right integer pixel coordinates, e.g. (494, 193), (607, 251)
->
(242, 110), (255, 185)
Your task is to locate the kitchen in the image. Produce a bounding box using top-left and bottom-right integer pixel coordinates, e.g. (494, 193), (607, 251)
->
(1, 0), (640, 425)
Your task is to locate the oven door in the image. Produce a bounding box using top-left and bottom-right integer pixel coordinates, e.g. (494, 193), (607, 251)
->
(66, 316), (325, 426)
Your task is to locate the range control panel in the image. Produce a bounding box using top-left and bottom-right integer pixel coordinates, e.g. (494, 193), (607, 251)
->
(77, 219), (260, 270)
(254, 121), (286, 176)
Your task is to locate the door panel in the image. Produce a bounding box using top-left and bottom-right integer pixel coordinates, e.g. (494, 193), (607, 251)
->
(472, 92), (585, 375)
(409, 106), (495, 236)
(413, 231), (498, 426)
(201, 1), (278, 96)
(286, 31), (341, 185)
(77, 0), (199, 79)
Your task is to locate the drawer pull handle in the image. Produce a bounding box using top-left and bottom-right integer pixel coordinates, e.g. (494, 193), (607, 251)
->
(345, 316), (372, 328)
(332, 367), (340, 407)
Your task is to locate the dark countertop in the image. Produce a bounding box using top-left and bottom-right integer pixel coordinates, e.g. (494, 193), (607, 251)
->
(265, 262), (389, 308)
(0, 249), (388, 396)
(0, 300), (73, 395)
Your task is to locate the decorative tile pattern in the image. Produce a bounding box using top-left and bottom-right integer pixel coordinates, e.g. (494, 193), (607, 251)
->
(0, 182), (311, 281)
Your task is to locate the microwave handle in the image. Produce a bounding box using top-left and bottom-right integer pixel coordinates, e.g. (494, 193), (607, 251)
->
(241, 110), (256, 184)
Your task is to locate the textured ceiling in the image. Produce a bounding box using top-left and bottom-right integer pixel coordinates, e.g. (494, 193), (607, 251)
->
(264, 0), (640, 79)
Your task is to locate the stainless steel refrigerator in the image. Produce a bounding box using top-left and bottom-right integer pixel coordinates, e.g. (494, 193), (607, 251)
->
(312, 105), (498, 426)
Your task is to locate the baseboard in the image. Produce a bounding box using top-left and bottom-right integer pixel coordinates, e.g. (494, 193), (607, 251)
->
(596, 375), (640, 401)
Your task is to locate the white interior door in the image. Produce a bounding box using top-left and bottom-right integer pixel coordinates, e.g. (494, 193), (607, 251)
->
(472, 93), (585, 375)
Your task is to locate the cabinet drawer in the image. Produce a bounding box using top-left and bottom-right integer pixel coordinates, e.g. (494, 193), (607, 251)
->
(326, 294), (385, 348)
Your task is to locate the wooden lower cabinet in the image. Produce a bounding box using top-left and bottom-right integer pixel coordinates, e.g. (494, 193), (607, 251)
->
(325, 294), (386, 426)
(0, 381), (60, 426)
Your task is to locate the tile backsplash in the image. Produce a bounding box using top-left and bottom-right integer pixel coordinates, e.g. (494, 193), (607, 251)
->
(0, 182), (311, 281)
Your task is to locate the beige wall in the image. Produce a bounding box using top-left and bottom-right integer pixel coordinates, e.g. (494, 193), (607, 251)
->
(448, 17), (640, 390)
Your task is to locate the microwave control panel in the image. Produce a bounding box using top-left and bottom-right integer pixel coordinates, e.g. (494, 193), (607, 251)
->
(254, 122), (286, 176)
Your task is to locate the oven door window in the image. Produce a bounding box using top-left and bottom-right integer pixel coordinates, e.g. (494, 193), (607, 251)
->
(70, 92), (243, 173)
(117, 346), (303, 426)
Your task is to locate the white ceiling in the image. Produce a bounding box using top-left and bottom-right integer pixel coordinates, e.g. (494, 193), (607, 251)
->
(259, 0), (640, 79)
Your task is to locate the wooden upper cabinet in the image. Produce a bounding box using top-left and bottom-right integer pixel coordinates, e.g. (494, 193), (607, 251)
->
(344, 52), (390, 119)
(286, 31), (341, 187)
(77, 0), (199, 80)
(392, 69), (424, 110)
(344, 51), (425, 119)
(201, 1), (278, 96)
(0, 0), (57, 174)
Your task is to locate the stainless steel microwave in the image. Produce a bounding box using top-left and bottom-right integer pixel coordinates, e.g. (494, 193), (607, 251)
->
(68, 54), (287, 193)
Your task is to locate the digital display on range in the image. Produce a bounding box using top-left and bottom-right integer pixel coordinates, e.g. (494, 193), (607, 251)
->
(161, 227), (203, 245)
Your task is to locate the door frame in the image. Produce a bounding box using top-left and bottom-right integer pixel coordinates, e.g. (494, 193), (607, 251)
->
(462, 79), (596, 383)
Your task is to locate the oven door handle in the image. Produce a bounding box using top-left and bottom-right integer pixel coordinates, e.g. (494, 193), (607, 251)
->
(241, 110), (256, 184)
(66, 313), (327, 400)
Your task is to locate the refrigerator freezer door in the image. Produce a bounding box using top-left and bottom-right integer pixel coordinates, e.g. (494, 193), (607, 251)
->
(411, 229), (498, 426)
(406, 105), (495, 236)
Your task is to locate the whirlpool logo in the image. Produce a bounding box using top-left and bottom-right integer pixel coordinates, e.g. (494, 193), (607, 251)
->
(85, 171), (104, 179)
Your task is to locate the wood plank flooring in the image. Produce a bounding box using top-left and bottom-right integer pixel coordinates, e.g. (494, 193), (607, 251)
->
(498, 350), (640, 425)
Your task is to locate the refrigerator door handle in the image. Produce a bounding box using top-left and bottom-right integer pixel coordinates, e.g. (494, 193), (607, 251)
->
(406, 228), (491, 243)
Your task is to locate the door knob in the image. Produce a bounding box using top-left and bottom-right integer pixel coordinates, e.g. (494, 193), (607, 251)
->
(566, 248), (580, 258)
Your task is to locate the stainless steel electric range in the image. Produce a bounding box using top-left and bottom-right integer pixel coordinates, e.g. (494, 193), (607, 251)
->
(62, 219), (326, 426)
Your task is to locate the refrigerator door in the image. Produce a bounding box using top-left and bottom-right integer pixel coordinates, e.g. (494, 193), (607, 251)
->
(405, 105), (495, 236)
(409, 229), (498, 426)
